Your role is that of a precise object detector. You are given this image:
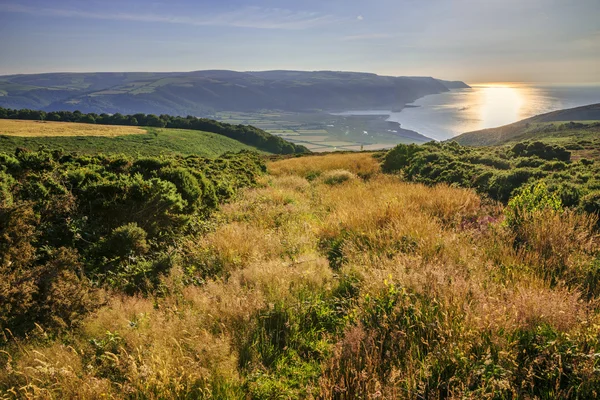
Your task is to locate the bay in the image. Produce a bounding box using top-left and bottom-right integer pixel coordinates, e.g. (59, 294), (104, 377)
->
(334, 84), (600, 141)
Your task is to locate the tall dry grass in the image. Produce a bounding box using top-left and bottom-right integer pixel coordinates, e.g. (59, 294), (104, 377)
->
(268, 152), (381, 179)
(2, 153), (600, 398)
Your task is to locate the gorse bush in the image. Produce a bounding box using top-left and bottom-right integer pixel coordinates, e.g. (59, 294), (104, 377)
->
(0, 148), (264, 337)
(504, 182), (563, 230)
(382, 141), (600, 208)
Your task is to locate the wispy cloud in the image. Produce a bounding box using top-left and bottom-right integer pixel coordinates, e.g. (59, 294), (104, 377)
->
(0, 3), (338, 30)
(342, 33), (394, 41)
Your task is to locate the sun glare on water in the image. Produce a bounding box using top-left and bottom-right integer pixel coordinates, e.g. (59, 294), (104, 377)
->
(472, 83), (527, 130)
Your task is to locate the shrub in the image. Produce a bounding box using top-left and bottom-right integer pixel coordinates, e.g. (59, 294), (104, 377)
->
(550, 182), (582, 207)
(580, 191), (600, 217)
(504, 182), (563, 230)
(512, 141), (571, 161)
(381, 143), (423, 173)
(0, 172), (15, 207)
(98, 223), (149, 262)
(487, 169), (535, 202)
(159, 167), (205, 212)
(515, 157), (545, 168)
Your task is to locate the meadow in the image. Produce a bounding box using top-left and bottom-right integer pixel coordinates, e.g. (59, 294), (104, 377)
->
(2, 151), (600, 398)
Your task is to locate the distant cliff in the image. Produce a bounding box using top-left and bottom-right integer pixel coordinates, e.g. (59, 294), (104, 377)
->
(435, 80), (471, 89)
(0, 70), (470, 116)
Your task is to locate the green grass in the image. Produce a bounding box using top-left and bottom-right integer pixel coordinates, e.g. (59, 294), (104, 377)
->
(503, 122), (600, 145)
(454, 120), (600, 147)
(0, 127), (268, 157)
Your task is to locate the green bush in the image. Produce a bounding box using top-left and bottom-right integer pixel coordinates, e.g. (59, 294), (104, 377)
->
(487, 169), (535, 202)
(0, 171), (15, 207)
(504, 183), (563, 230)
(580, 191), (600, 216)
(0, 150), (265, 337)
(98, 223), (149, 262)
(381, 143), (423, 173)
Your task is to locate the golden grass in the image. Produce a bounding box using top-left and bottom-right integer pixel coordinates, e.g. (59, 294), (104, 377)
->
(3, 153), (600, 398)
(267, 152), (381, 178)
(0, 119), (145, 137)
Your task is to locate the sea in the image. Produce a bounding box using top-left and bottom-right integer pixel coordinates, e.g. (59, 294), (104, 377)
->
(334, 83), (600, 141)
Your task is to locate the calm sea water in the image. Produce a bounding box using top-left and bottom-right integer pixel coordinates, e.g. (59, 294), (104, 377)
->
(336, 84), (600, 141)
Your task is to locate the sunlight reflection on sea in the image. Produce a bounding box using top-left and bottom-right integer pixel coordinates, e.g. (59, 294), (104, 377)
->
(387, 83), (600, 140)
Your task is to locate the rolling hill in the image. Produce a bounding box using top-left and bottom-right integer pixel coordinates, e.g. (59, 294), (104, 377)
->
(0, 70), (469, 116)
(452, 103), (600, 146)
(0, 119), (266, 157)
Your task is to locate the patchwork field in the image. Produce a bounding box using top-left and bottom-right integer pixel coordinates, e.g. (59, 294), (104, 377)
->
(0, 119), (145, 137)
(214, 111), (428, 151)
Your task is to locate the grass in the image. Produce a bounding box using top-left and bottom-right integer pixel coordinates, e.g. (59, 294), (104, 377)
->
(0, 125), (267, 157)
(2, 152), (600, 398)
(454, 120), (600, 147)
(268, 152), (382, 179)
(0, 119), (145, 137)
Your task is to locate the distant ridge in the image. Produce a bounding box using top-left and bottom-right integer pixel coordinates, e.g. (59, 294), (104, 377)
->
(0, 70), (470, 116)
(452, 103), (600, 146)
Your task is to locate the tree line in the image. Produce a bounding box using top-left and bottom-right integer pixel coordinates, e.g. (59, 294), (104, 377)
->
(0, 107), (309, 155)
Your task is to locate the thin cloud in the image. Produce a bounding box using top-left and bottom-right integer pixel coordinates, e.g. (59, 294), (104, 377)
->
(342, 33), (394, 41)
(0, 3), (338, 30)
(357, 15), (364, 21)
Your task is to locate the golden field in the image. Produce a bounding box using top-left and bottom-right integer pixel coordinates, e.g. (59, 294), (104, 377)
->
(0, 119), (145, 137)
(2, 152), (600, 399)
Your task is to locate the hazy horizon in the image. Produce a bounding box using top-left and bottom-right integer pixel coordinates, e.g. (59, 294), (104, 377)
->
(1, 68), (599, 87)
(1, 0), (599, 83)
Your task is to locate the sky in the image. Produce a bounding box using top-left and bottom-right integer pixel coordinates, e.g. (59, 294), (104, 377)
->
(0, 0), (599, 83)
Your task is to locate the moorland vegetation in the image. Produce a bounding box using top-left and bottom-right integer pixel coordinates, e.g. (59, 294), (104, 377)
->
(2, 148), (600, 398)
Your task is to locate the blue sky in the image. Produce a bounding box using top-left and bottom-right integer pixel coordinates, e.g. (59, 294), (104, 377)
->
(1, 0), (599, 83)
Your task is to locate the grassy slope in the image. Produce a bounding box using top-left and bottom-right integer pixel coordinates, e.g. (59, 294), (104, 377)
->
(453, 103), (600, 146)
(0, 125), (267, 157)
(3, 153), (600, 398)
(0, 119), (145, 137)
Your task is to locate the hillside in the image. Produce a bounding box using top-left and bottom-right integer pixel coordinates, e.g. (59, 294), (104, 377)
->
(0, 120), (266, 157)
(2, 151), (600, 398)
(453, 103), (600, 146)
(0, 107), (310, 155)
(0, 70), (469, 116)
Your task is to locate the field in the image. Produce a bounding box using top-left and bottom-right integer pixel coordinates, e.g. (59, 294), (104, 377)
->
(215, 111), (430, 152)
(0, 119), (145, 137)
(2, 151), (600, 398)
(0, 121), (267, 157)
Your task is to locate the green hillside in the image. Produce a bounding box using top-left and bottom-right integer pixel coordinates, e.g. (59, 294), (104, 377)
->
(453, 103), (600, 146)
(0, 126), (267, 157)
(0, 107), (310, 155)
